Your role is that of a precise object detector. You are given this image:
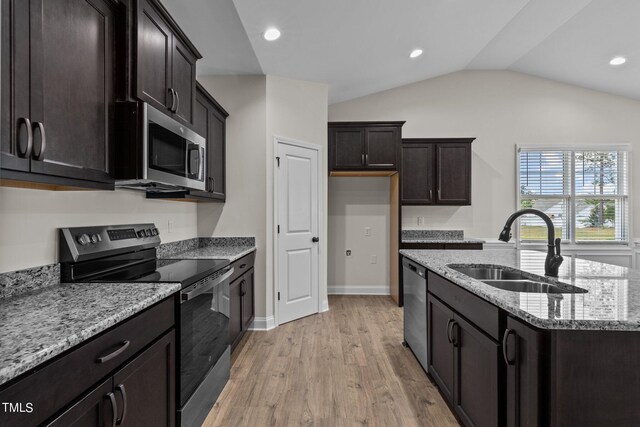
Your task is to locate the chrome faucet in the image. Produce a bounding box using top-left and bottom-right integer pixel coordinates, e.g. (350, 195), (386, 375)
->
(498, 208), (564, 277)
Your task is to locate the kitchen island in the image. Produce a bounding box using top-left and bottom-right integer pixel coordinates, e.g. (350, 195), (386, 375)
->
(400, 248), (640, 427)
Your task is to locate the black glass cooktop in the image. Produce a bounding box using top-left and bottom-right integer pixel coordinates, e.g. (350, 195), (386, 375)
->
(95, 258), (230, 287)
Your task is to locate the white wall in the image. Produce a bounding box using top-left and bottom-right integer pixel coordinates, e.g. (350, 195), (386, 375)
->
(266, 75), (329, 316)
(329, 70), (640, 243)
(196, 75), (268, 319)
(0, 188), (198, 273)
(328, 177), (390, 294)
(197, 75), (329, 322)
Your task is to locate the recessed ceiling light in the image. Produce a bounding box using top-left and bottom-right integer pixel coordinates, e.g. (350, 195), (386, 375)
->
(263, 28), (281, 41)
(409, 49), (423, 59)
(609, 56), (627, 66)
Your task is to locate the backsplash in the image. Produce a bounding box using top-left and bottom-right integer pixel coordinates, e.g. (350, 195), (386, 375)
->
(402, 230), (464, 240)
(156, 237), (256, 258)
(0, 264), (60, 300)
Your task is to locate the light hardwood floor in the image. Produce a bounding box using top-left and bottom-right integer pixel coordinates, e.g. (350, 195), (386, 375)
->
(203, 295), (459, 427)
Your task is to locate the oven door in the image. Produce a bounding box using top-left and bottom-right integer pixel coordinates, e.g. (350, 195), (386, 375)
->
(179, 267), (233, 425)
(144, 103), (206, 191)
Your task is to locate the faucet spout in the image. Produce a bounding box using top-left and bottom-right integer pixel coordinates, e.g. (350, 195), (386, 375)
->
(497, 208), (564, 277)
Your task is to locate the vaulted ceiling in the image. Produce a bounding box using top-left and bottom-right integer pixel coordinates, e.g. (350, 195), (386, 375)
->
(161, 0), (640, 104)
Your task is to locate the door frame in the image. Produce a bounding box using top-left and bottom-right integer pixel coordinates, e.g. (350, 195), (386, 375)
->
(273, 135), (323, 327)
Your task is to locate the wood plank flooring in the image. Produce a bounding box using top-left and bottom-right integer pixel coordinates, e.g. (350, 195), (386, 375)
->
(203, 295), (459, 427)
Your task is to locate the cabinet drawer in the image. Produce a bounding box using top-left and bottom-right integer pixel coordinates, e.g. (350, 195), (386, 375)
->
(229, 251), (255, 284)
(428, 272), (500, 340)
(0, 297), (175, 427)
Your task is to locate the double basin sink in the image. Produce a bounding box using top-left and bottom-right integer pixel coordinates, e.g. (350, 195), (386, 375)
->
(448, 265), (588, 294)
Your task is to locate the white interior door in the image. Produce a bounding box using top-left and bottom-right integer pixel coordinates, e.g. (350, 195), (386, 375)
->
(276, 140), (320, 325)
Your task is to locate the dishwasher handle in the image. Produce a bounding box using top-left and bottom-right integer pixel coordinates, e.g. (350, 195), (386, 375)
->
(402, 258), (425, 277)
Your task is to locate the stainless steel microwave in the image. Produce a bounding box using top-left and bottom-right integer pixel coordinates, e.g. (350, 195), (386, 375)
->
(114, 102), (206, 191)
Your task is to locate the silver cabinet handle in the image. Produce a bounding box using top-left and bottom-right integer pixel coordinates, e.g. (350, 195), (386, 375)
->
(502, 329), (516, 365)
(106, 392), (117, 427)
(361, 153), (365, 165)
(174, 90), (180, 114)
(96, 340), (130, 363)
(429, 189), (433, 200)
(32, 122), (46, 161)
(438, 189), (442, 200)
(168, 88), (176, 112)
(17, 117), (33, 158)
(115, 384), (127, 425)
(365, 153), (368, 165)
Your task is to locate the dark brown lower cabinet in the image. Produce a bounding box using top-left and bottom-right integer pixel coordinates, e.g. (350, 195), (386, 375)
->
(0, 297), (177, 427)
(229, 276), (243, 349)
(48, 331), (175, 427)
(427, 294), (455, 402)
(454, 315), (499, 427)
(427, 293), (499, 427)
(230, 267), (255, 351)
(503, 316), (542, 427)
(46, 379), (114, 427)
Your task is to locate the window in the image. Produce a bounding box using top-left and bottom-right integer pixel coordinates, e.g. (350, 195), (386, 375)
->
(518, 147), (630, 244)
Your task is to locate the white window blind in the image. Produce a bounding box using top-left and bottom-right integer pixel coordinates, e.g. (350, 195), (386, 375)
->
(518, 147), (630, 244)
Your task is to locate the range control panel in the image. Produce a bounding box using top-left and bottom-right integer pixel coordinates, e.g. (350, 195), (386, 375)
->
(59, 224), (161, 263)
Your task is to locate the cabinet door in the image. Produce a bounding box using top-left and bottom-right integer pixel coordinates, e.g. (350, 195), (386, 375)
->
(112, 330), (175, 427)
(401, 143), (435, 204)
(26, 0), (115, 184)
(427, 294), (455, 403)
(505, 316), (542, 427)
(46, 379), (114, 427)
(0, 0), (32, 173)
(364, 127), (398, 169)
(241, 268), (255, 331)
(208, 107), (226, 199)
(453, 315), (499, 427)
(170, 36), (196, 126)
(330, 127), (365, 170)
(229, 276), (243, 349)
(436, 143), (471, 205)
(136, 0), (172, 113)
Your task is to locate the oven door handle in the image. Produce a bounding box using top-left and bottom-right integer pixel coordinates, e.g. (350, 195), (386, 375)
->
(181, 267), (234, 303)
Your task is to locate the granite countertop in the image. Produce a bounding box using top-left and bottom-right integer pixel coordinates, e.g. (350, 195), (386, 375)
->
(400, 248), (640, 331)
(0, 281), (180, 387)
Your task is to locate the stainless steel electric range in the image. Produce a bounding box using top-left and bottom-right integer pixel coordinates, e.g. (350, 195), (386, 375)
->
(59, 224), (233, 427)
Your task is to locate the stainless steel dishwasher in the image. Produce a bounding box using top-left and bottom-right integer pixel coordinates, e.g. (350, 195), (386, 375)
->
(402, 257), (428, 370)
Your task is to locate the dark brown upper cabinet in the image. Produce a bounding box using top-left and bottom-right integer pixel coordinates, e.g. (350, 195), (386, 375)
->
(328, 122), (404, 173)
(134, 0), (200, 127)
(1, 0), (119, 190)
(186, 82), (228, 202)
(401, 138), (474, 206)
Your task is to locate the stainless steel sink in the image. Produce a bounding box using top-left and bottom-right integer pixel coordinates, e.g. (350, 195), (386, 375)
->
(481, 280), (587, 294)
(449, 266), (528, 281)
(448, 264), (588, 294)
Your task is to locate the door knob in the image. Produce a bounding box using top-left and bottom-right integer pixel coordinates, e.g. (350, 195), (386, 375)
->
(312, 237), (319, 243)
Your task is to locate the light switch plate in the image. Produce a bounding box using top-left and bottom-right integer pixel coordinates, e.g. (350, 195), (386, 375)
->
(417, 217), (425, 226)
(365, 227), (371, 237)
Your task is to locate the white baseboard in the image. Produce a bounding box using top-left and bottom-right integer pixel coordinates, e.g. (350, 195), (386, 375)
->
(320, 299), (330, 312)
(248, 316), (276, 331)
(328, 286), (390, 295)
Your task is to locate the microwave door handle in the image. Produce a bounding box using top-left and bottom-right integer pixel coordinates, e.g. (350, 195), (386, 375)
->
(200, 146), (205, 180)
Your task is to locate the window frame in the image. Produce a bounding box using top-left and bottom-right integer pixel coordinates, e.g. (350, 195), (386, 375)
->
(516, 144), (632, 247)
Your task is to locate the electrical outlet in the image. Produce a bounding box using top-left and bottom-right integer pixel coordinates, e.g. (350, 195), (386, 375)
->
(168, 220), (174, 234)
(370, 255), (377, 264)
(346, 249), (352, 257)
(417, 217), (425, 226)
(364, 227), (371, 237)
